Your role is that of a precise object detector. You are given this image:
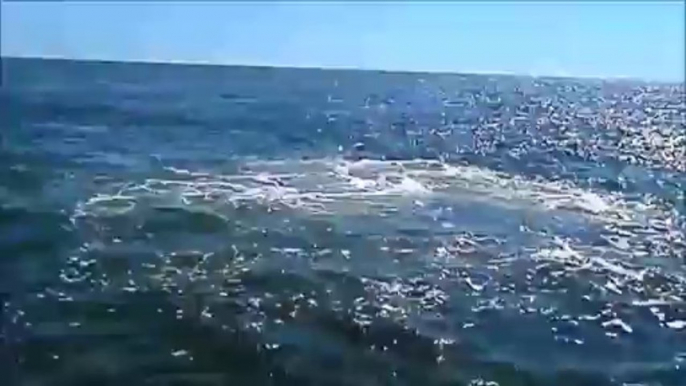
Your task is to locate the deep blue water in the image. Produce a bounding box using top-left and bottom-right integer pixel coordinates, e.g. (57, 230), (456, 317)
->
(1, 57), (685, 386)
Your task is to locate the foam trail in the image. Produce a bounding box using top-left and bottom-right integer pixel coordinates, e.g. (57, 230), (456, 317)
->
(76, 157), (682, 228)
(84, 159), (678, 224)
(73, 158), (684, 269)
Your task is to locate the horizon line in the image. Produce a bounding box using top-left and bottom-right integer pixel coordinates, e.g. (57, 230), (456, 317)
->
(2, 54), (682, 85)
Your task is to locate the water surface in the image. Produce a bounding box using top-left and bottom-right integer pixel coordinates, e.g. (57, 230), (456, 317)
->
(2, 58), (685, 386)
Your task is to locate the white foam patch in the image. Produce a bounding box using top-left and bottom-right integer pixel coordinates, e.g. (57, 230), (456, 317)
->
(74, 157), (683, 240)
(70, 157), (686, 329)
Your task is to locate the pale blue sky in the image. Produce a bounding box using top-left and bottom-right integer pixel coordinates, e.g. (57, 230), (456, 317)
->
(1, 2), (684, 81)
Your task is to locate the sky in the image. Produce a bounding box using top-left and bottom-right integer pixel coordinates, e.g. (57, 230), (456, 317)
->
(1, 1), (684, 82)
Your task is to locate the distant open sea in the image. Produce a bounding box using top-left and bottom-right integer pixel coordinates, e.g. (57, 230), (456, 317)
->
(1, 57), (685, 386)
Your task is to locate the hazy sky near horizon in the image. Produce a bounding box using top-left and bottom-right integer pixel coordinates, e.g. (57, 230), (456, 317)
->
(1, 2), (684, 81)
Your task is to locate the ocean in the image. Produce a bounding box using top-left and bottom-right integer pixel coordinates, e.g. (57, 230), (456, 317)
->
(1, 57), (685, 386)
